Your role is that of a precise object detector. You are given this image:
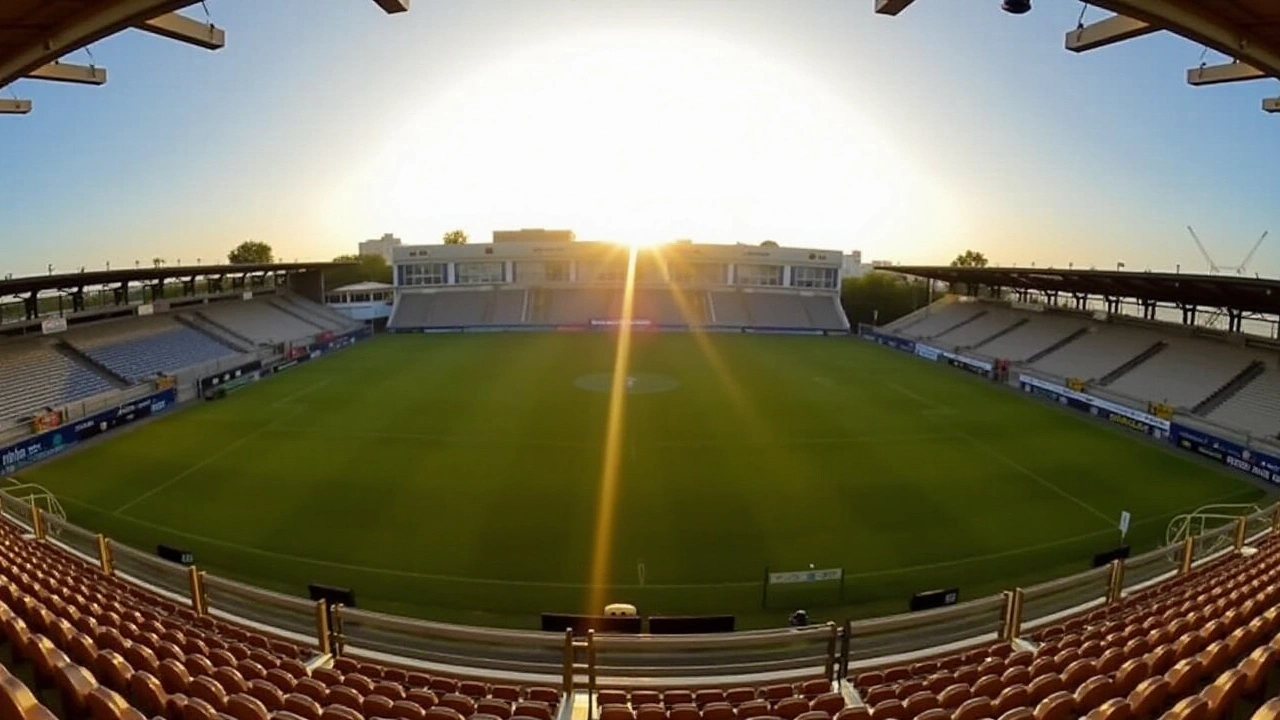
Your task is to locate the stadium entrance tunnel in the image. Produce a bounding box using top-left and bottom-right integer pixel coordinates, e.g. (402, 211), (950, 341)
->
(574, 373), (679, 394)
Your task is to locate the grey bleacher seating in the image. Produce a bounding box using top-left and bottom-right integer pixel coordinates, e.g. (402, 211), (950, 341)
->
(897, 303), (984, 339)
(1207, 366), (1280, 437)
(708, 291), (750, 326)
(545, 289), (610, 325)
(801, 295), (848, 330)
(1105, 337), (1265, 409)
(390, 293), (430, 328)
(743, 292), (809, 328)
(1029, 324), (1168, 381)
(0, 342), (114, 421)
(279, 294), (359, 331)
(492, 290), (527, 324)
(976, 312), (1088, 361)
(81, 328), (238, 382)
(199, 300), (322, 345)
(932, 308), (1020, 348)
(429, 291), (490, 325)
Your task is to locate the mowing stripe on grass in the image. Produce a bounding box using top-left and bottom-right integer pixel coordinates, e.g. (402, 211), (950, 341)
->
(112, 419), (282, 514)
(62, 487), (1256, 590)
(954, 430), (1114, 525)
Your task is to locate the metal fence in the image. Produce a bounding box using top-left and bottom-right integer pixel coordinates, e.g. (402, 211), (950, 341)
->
(1020, 565), (1111, 627)
(1121, 545), (1177, 593)
(43, 515), (101, 563)
(0, 486), (1275, 685)
(203, 573), (320, 641)
(846, 594), (1006, 665)
(335, 605), (566, 676)
(109, 539), (193, 600)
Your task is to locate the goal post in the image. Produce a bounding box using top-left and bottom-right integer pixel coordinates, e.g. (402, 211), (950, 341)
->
(762, 566), (845, 609)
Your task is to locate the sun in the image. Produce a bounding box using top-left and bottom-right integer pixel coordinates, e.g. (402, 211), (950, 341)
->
(625, 237), (668, 249)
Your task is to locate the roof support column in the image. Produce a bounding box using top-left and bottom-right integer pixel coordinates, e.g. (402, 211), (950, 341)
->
(1179, 304), (1197, 326)
(24, 292), (37, 320)
(1142, 298), (1156, 321)
(1226, 308), (1244, 334)
(1072, 292), (1089, 310)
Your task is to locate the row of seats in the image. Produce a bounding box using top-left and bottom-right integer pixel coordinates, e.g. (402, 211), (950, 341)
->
(389, 288), (846, 330)
(0, 342), (115, 422)
(880, 299), (1280, 436)
(0, 513), (852, 720)
(843, 534), (1280, 720)
(81, 328), (240, 382)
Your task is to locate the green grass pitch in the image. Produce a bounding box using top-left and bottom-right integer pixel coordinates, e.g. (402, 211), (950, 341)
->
(17, 333), (1270, 629)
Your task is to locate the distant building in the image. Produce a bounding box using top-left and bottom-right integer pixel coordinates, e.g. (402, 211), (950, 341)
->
(492, 228), (575, 244)
(325, 281), (394, 322)
(842, 251), (864, 278)
(359, 233), (402, 263)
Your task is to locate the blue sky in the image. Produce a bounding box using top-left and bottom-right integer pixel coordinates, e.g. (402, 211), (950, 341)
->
(1, 0), (1277, 278)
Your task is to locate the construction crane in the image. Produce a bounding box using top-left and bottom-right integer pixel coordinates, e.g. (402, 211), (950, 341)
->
(1187, 227), (1269, 275)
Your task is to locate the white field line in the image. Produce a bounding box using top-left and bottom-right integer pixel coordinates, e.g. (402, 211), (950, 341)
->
(953, 430), (1114, 525)
(112, 382), (328, 515)
(64, 488), (1257, 590)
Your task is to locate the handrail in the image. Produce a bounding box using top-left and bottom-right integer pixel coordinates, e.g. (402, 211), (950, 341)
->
(0, 486), (1274, 685)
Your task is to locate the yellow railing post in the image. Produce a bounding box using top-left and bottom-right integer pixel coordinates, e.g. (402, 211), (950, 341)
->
(315, 600), (332, 656)
(998, 589), (1024, 641)
(30, 503), (44, 541)
(186, 567), (206, 615)
(1107, 559), (1125, 604)
(1235, 516), (1248, 550)
(824, 622), (837, 681)
(97, 534), (114, 575)
(331, 604), (346, 658)
(561, 629), (574, 693)
(1180, 535), (1195, 574)
(587, 630), (597, 720)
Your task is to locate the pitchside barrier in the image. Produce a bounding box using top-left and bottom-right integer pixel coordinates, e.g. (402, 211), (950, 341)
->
(390, 324), (849, 336)
(4, 487), (1278, 687)
(859, 327), (1280, 486)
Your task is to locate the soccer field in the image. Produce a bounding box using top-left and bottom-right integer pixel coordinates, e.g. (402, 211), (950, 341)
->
(17, 332), (1269, 629)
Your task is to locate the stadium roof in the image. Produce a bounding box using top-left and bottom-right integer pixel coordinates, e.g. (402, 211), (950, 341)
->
(888, 265), (1280, 315)
(875, 0), (1280, 113)
(0, 262), (351, 297)
(0, 0), (407, 115)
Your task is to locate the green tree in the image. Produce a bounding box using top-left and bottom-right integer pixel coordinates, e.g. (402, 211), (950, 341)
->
(152, 257), (165, 268)
(326, 254), (393, 288)
(948, 250), (989, 295)
(760, 240), (779, 248)
(228, 240), (274, 265)
(950, 250), (989, 268)
(442, 229), (469, 245)
(840, 272), (931, 327)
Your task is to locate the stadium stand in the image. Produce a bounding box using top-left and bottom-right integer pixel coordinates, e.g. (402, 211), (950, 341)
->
(801, 295), (850, 332)
(743, 292), (810, 328)
(492, 290), (528, 324)
(1206, 365), (1280, 438)
(966, 312), (1088, 362)
(197, 300), (330, 346)
(930, 308), (1022, 349)
(1102, 338), (1268, 410)
(707, 291), (751, 327)
(3, 500), (1280, 720)
(1027, 323), (1170, 383)
(889, 303), (986, 340)
(0, 341), (115, 422)
(65, 317), (241, 383)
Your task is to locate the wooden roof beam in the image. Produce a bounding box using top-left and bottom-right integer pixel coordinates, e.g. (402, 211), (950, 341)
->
(138, 12), (226, 50)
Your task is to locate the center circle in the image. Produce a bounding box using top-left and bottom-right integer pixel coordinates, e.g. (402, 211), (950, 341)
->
(574, 372), (680, 394)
